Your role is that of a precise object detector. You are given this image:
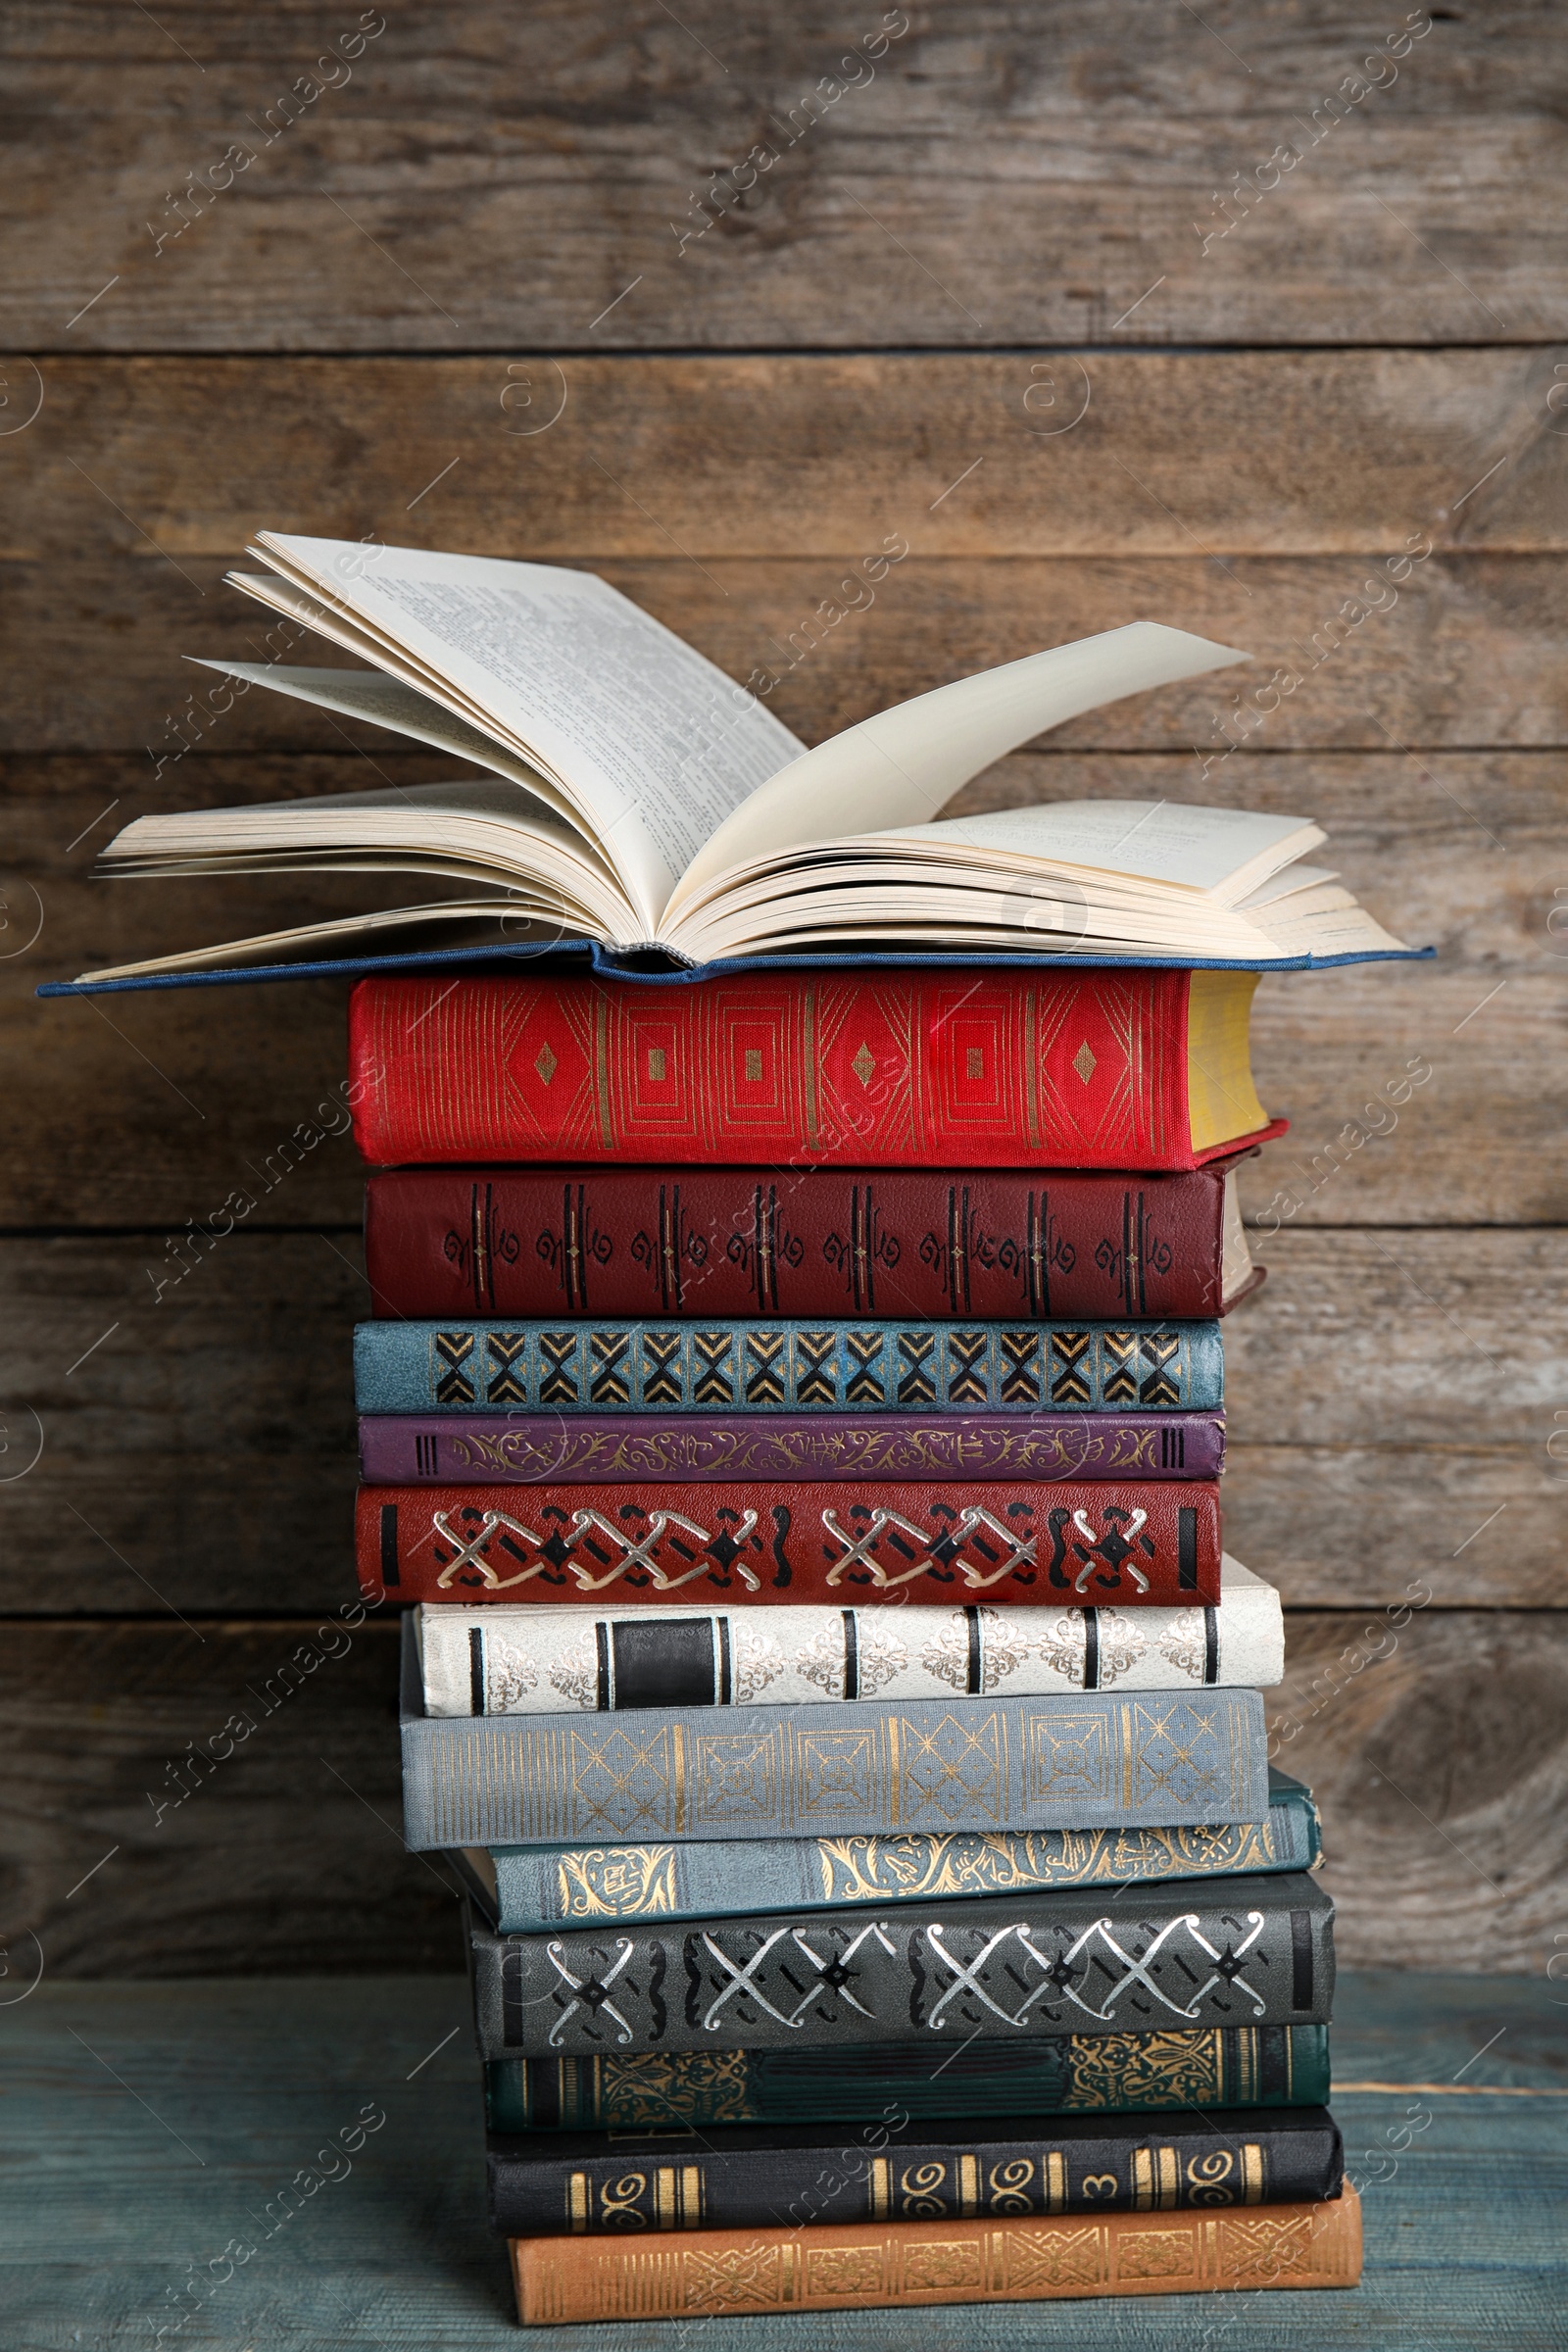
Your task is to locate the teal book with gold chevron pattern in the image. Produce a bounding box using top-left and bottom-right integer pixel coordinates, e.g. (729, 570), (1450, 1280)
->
(355, 1316), (1223, 1415)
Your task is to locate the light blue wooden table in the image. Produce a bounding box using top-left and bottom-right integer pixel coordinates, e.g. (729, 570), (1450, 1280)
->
(3, 1970), (1563, 2348)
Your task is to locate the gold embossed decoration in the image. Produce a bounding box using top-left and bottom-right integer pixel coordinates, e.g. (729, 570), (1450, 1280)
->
(597, 2047), (753, 2126)
(1115, 2228), (1197, 2281)
(1219, 2210), (1317, 2275)
(805, 2244), (885, 2297)
(682, 2242), (782, 2310)
(1004, 2222), (1107, 2289)
(903, 2237), (985, 2290)
(557, 1842), (678, 1922)
(1060, 2028), (1225, 2111)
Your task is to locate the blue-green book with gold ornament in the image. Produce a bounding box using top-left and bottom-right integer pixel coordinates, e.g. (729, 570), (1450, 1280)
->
(453, 1768), (1319, 1934)
(484, 2020), (1331, 2132)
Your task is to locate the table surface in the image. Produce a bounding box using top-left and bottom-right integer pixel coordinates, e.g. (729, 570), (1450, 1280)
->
(3, 1968), (1564, 2350)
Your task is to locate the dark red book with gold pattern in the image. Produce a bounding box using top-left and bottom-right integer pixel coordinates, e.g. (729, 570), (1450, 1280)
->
(363, 1161), (1262, 1321)
(348, 969), (1286, 1170)
(357, 1478), (1221, 1607)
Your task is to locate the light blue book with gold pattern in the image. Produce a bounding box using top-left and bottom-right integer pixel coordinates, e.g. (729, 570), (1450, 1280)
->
(456, 1770), (1320, 1935)
(399, 1617), (1266, 1848)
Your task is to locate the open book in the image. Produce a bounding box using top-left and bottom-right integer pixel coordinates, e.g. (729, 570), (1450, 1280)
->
(79, 535), (1410, 982)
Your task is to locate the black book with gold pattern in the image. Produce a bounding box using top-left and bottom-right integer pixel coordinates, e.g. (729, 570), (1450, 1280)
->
(486, 2106), (1343, 2236)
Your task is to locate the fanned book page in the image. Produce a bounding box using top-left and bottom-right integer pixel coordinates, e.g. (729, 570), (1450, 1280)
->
(68, 537), (1413, 981)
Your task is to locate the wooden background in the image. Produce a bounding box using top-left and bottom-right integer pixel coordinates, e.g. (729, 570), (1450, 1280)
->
(2, 2), (1564, 1980)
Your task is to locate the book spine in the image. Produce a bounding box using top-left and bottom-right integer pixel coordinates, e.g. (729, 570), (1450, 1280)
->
(350, 968), (1220, 1170)
(509, 2185), (1363, 2319)
(481, 1778), (1322, 1932)
(366, 1480), (1223, 1608)
(359, 1410), (1227, 1485)
(364, 1164), (1236, 1321)
(419, 1580), (1278, 1716)
(354, 1317), (1225, 1416)
(487, 2110), (1344, 2236)
(485, 2023), (1333, 2131)
(404, 1674), (1269, 1848)
(466, 1870), (1328, 2057)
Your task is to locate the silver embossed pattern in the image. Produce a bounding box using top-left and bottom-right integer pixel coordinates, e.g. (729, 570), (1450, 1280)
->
(416, 1558), (1281, 1716)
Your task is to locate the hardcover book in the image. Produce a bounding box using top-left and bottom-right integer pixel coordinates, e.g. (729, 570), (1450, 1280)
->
(486, 2107), (1344, 2236)
(69, 545), (1405, 985)
(354, 1316), (1224, 1417)
(400, 1621), (1270, 1848)
(348, 967), (1287, 1170)
(508, 2186), (1364, 2320)
(364, 1161), (1262, 1321)
(359, 1408), (1226, 1486)
(458, 1768), (1322, 1936)
(415, 1557), (1279, 1716)
(466, 1872), (1331, 2058)
(364, 1478), (1223, 1608)
(486, 2020), (1332, 2131)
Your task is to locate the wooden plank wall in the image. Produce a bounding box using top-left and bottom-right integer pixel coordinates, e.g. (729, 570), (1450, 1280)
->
(2, 2), (1564, 1978)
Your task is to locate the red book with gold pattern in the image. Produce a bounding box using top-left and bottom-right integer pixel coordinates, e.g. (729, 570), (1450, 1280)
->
(363, 1160), (1263, 1321)
(348, 969), (1286, 1170)
(357, 1478), (1221, 1607)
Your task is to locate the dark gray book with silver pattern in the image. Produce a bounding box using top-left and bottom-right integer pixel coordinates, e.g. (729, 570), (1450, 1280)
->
(466, 1872), (1334, 2060)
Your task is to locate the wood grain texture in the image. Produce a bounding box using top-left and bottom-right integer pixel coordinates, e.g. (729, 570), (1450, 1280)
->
(0, 1235), (363, 1618)
(5, 1983), (1565, 2351)
(0, 1619), (457, 1976)
(5, 4), (1567, 350)
(10, 552), (1568, 755)
(2, 1614), (1562, 1977)
(1221, 1229), (1568, 1455)
(6, 353), (1568, 560)
(6, 747), (1561, 1225)
(1, 1227), (1562, 1614)
(1272, 1610), (1568, 1976)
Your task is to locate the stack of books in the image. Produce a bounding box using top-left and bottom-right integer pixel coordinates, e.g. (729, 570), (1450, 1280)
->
(350, 967), (1363, 2322)
(55, 542), (1413, 2319)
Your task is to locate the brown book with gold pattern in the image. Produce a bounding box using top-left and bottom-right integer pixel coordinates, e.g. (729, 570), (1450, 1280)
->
(509, 2183), (1362, 2320)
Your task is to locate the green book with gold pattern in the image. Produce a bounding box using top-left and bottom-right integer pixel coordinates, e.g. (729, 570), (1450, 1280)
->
(485, 2023), (1331, 2132)
(453, 1768), (1319, 1934)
